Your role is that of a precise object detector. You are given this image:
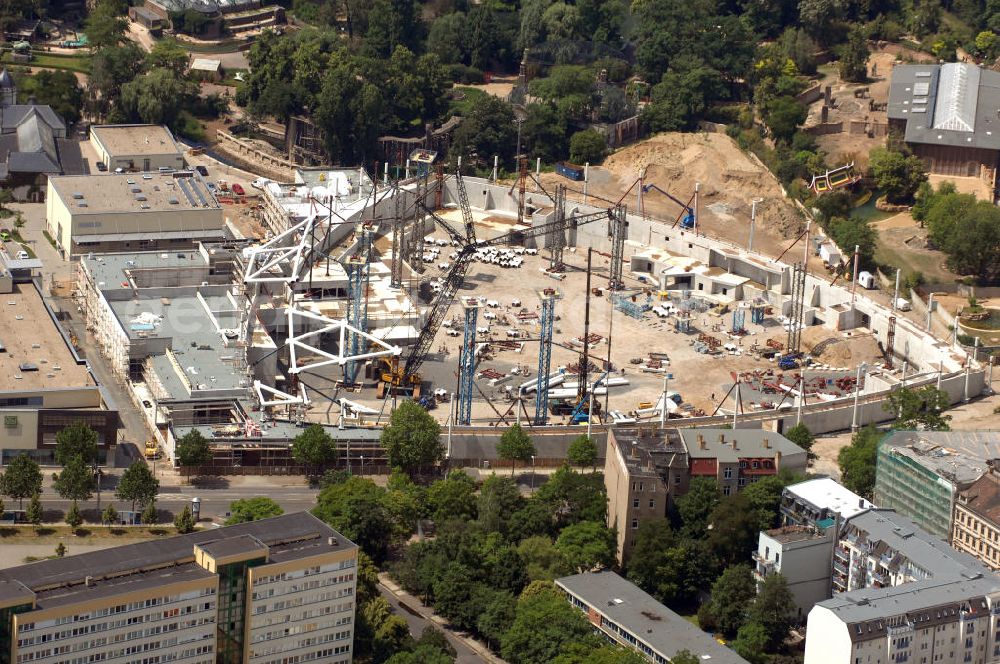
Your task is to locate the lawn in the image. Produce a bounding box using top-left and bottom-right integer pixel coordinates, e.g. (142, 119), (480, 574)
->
(1, 51), (92, 73)
(0, 525), (191, 541)
(448, 86), (488, 117)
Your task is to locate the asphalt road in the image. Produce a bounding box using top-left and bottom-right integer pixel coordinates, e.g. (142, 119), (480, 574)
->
(377, 583), (486, 663)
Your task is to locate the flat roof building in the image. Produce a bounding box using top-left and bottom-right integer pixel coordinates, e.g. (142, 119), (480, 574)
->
(0, 511), (358, 664)
(89, 124), (185, 172)
(0, 281), (117, 463)
(781, 477), (874, 528)
(46, 171), (226, 256)
(557, 571), (750, 664)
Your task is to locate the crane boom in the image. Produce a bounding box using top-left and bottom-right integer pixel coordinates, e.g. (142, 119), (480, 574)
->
(455, 170), (476, 244)
(642, 184), (695, 229)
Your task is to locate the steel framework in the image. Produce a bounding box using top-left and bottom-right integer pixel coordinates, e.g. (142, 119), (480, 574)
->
(457, 298), (480, 425)
(786, 263), (807, 354)
(546, 184), (567, 271)
(345, 223), (375, 384)
(885, 315), (896, 370)
(732, 307), (746, 334)
(609, 204), (627, 290)
(253, 380), (309, 407)
(534, 288), (561, 424)
(286, 307), (401, 375)
(390, 184), (404, 288)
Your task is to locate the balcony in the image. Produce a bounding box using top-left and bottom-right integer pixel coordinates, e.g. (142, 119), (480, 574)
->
(834, 561), (849, 575)
(835, 547), (850, 562)
(872, 571), (888, 585)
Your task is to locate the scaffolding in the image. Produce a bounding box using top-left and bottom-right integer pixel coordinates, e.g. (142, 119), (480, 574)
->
(732, 307), (746, 334)
(750, 301), (766, 324)
(534, 288), (562, 424)
(344, 223), (374, 384)
(609, 204), (627, 290)
(885, 315), (896, 370)
(546, 184), (567, 271)
(457, 298), (480, 425)
(786, 263), (806, 355)
(613, 291), (649, 319)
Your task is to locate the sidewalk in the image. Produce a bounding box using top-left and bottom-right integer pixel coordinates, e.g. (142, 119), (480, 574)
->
(378, 573), (507, 664)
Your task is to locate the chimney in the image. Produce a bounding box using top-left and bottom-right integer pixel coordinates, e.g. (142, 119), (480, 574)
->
(775, 450), (782, 469)
(718, 433), (725, 444)
(858, 498), (865, 509)
(631, 442), (638, 459)
(698, 434), (706, 450)
(732, 438), (738, 451)
(327, 536), (338, 546)
(763, 438), (770, 449)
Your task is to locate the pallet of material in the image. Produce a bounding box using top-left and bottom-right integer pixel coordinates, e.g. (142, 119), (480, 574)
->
(478, 368), (505, 380)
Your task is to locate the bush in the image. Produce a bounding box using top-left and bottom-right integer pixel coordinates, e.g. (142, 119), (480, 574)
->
(569, 129), (607, 164)
(449, 64), (485, 84)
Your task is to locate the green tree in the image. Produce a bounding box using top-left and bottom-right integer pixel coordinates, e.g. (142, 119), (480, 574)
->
(147, 38), (190, 75)
(669, 651), (702, 664)
(569, 129), (607, 164)
(381, 400), (444, 475)
(501, 583), (597, 664)
(706, 564), (756, 637)
(225, 497), (284, 525)
(313, 476), (394, 563)
(478, 474), (524, 535)
(763, 96), (807, 144)
(115, 461), (160, 512)
(291, 424), (337, 472)
(869, 147), (928, 204)
(478, 591), (517, 651)
(364, 0), (419, 58)
(102, 503), (119, 527)
(749, 573), (794, 649)
(784, 423), (815, 459)
(554, 521), (615, 572)
(141, 500), (158, 525)
(643, 59), (725, 132)
(433, 564), (485, 632)
(976, 30), (1000, 59)
(742, 471), (804, 531)
(708, 493), (763, 566)
(87, 42), (147, 122)
(1, 453), (42, 508)
(53, 456), (96, 503)
(567, 435), (598, 469)
(838, 425), (882, 497)
(26, 493), (42, 526)
(925, 194), (1000, 279)
(85, 0), (127, 48)
(676, 476), (719, 537)
(496, 424), (535, 476)
(534, 466), (607, 528)
(518, 536), (569, 581)
(625, 519), (674, 591)
(732, 621), (770, 664)
(886, 386), (952, 430)
(427, 12), (467, 64)
(175, 430), (214, 468)
(451, 94), (517, 170)
(373, 614), (412, 663)
(174, 505), (196, 533)
(55, 422), (99, 466)
(830, 216), (878, 270)
(121, 68), (199, 128)
(16, 70), (85, 124)
(65, 500), (83, 529)
(427, 471), (477, 522)
(522, 102), (569, 163)
(838, 26), (869, 82)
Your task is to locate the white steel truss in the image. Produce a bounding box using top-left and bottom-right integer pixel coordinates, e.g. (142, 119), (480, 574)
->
(253, 380), (310, 407)
(244, 213), (321, 284)
(286, 306), (401, 374)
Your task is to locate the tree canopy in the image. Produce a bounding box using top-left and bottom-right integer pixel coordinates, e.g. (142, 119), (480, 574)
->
(175, 430), (214, 468)
(292, 424), (338, 470)
(0, 454), (42, 508)
(55, 422), (99, 466)
(226, 497), (285, 525)
(381, 400), (445, 475)
(115, 461), (160, 512)
(838, 425), (882, 498)
(496, 424), (536, 475)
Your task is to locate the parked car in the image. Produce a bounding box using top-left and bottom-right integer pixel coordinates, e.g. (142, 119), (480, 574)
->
(195, 165), (209, 176)
(95, 161), (107, 172)
(15, 251), (29, 260)
(142, 400), (152, 409)
(231, 183), (246, 196)
(251, 178), (270, 189)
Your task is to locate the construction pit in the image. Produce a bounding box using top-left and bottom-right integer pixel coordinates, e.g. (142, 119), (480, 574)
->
(291, 207), (887, 427)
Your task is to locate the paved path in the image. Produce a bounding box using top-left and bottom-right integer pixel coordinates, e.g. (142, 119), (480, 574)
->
(378, 574), (504, 664)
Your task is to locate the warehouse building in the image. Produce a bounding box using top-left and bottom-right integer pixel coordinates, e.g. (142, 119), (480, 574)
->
(888, 62), (1000, 198)
(0, 280), (117, 463)
(89, 124), (185, 172)
(46, 171), (226, 257)
(0, 512), (358, 664)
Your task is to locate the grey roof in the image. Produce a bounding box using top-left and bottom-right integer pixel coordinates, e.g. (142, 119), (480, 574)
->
(0, 512), (354, 610)
(678, 428), (806, 462)
(0, 108), (63, 174)
(196, 534), (268, 559)
(556, 572), (749, 664)
(845, 509), (991, 578)
(889, 63), (1000, 150)
(880, 430), (1000, 488)
(0, 104), (65, 135)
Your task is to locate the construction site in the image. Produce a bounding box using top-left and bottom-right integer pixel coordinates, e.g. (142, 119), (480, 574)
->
(71, 148), (986, 469)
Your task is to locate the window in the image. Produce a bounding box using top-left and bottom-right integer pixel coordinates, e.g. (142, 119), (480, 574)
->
(723, 468), (733, 479)
(723, 486), (731, 496)
(633, 498), (639, 509)
(649, 499), (655, 509)
(631, 519), (638, 530)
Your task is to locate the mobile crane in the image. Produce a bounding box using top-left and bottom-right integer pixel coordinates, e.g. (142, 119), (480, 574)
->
(641, 183), (695, 229)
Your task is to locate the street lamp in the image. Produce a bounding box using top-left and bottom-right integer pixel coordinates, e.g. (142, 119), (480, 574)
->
(851, 362), (868, 432)
(360, 455), (365, 477)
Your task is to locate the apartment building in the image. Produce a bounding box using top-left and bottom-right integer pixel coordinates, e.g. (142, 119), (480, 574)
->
(876, 431), (1000, 541)
(754, 525), (837, 620)
(0, 512), (357, 664)
(605, 426), (689, 563)
(780, 478), (874, 528)
(677, 428), (807, 496)
(556, 571), (749, 664)
(805, 508), (1000, 664)
(605, 426), (807, 563)
(954, 470), (1000, 570)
